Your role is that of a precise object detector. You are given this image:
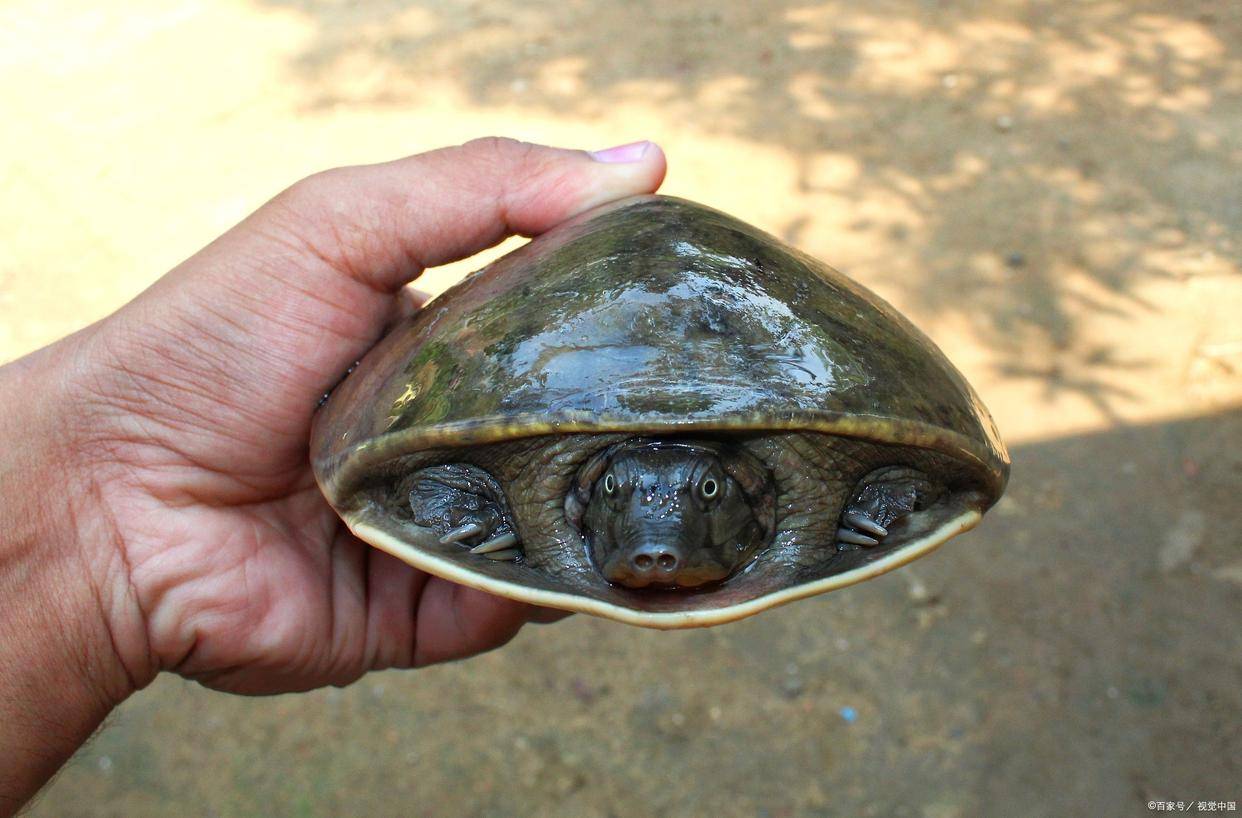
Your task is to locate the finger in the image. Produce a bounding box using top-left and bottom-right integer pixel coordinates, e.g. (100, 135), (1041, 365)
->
(396, 285), (434, 319)
(411, 579), (534, 667)
(362, 546), (428, 671)
(90, 139), (663, 470)
(527, 606), (574, 625)
(266, 137), (666, 293)
(152, 137), (665, 417)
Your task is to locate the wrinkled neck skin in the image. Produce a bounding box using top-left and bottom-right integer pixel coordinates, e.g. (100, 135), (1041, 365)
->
(580, 441), (768, 589)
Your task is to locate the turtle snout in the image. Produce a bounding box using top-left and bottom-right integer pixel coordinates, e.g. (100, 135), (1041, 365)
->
(602, 541), (734, 589)
(609, 542), (683, 587)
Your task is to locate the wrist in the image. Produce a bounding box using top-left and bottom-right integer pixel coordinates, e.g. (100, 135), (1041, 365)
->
(0, 333), (152, 810)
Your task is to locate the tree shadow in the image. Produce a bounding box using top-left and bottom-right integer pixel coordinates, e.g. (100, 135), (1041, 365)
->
(256, 0), (1240, 415)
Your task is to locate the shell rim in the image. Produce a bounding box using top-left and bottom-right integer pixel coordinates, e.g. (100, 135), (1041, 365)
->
(320, 411), (1010, 502)
(345, 507), (982, 629)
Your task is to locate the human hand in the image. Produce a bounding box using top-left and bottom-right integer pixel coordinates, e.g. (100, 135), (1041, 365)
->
(0, 138), (665, 786)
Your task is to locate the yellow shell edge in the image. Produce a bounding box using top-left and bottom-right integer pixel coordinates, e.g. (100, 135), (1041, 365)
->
(345, 508), (983, 630)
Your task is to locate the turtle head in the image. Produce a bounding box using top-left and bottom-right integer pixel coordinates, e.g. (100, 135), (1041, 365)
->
(571, 441), (774, 589)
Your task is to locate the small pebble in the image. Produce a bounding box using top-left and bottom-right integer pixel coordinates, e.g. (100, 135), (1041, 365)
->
(839, 706), (858, 724)
(906, 572), (936, 605)
(1158, 509), (1205, 572)
(995, 114), (1014, 132)
(781, 674), (805, 699)
(569, 677), (597, 705)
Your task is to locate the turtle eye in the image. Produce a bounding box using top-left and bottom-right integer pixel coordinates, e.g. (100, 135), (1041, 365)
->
(699, 476), (720, 502)
(603, 473), (617, 495)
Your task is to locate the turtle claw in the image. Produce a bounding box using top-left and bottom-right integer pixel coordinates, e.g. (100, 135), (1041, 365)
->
(440, 522), (486, 545)
(836, 467), (944, 552)
(469, 533), (519, 554)
(843, 511), (887, 538)
(409, 464), (522, 560)
(836, 526), (881, 547)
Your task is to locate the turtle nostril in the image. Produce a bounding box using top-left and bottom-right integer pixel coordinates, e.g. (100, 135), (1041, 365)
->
(609, 544), (689, 588)
(629, 545), (680, 575)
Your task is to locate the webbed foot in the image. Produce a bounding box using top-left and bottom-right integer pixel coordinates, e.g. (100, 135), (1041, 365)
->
(836, 467), (943, 552)
(408, 464), (522, 561)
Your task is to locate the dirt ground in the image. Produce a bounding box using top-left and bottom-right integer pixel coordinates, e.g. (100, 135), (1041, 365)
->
(2, 1), (1239, 815)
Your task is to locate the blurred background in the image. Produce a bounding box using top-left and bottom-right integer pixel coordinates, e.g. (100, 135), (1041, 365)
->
(3, 0), (1239, 815)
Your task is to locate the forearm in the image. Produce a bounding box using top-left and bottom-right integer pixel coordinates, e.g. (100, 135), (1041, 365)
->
(0, 338), (137, 815)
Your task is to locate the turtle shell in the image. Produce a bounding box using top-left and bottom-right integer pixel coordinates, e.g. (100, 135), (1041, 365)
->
(312, 195), (1008, 628)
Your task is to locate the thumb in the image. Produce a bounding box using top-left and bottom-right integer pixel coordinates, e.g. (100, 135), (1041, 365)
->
(91, 138), (665, 449)
(259, 136), (667, 292)
(245, 136), (666, 397)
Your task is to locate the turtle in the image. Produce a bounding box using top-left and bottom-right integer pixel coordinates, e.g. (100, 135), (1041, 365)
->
(310, 195), (1008, 628)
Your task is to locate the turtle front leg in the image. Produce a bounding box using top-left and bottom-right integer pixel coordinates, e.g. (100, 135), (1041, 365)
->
(835, 467), (943, 552)
(408, 464), (522, 561)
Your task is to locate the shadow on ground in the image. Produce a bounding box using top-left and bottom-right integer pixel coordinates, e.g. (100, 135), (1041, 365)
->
(259, 0), (1241, 417)
(37, 408), (1241, 817)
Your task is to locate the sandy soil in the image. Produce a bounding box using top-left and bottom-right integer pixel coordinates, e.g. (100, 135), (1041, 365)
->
(2, 1), (1239, 815)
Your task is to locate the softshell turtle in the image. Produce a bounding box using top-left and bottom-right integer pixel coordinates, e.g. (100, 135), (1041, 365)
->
(311, 195), (1008, 628)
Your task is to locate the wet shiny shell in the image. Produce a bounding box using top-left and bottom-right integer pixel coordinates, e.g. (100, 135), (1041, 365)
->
(311, 195), (1008, 628)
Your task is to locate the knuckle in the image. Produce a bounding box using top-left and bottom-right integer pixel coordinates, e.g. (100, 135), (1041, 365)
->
(277, 166), (350, 215)
(460, 137), (556, 193)
(458, 137), (569, 221)
(461, 136), (537, 165)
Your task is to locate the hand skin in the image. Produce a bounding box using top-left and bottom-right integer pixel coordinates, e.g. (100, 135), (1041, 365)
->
(0, 138), (666, 814)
